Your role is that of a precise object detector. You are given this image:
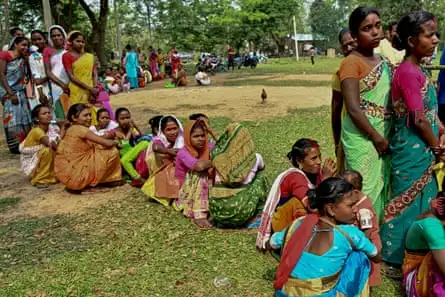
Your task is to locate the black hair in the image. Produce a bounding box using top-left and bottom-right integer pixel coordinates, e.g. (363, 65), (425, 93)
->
(68, 31), (84, 42)
(125, 44), (132, 51)
(387, 21), (398, 32)
(115, 107), (130, 120)
(393, 11), (436, 52)
(13, 36), (28, 45)
(349, 6), (380, 35)
(99, 70), (106, 77)
(96, 108), (110, 118)
(189, 113), (208, 120)
(191, 120), (205, 133)
(10, 27), (22, 36)
(31, 30), (46, 40)
(338, 28), (350, 44)
(31, 104), (50, 124)
(287, 138), (319, 168)
(67, 103), (89, 123)
(307, 177), (353, 210)
(339, 170), (363, 191)
(160, 116), (179, 132)
(149, 115), (163, 131)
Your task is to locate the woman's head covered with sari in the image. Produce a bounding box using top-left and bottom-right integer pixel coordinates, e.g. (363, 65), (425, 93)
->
(48, 25), (67, 48)
(183, 119), (210, 161)
(287, 138), (321, 175)
(157, 115), (184, 149)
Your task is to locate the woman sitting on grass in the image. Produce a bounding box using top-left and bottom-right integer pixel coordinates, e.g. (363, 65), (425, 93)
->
(55, 103), (122, 193)
(20, 105), (58, 188)
(89, 108), (118, 137)
(257, 138), (336, 249)
(173, 64), (187, 87)
(142, 115), (184, 205)
(403, 195), (445, 296)
(174, 119), (214, 229)
(269, 178), (380, 297)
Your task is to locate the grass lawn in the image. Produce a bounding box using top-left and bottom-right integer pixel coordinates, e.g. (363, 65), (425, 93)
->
(0, 58), (407, 296)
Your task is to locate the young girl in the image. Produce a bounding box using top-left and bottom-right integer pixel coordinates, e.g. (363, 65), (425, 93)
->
(54, 103), (122, 192)
(269, 178), (381, 297)
(339, 170), (382, 287)
(142, 115), (184, 205)
(20, 105), (58, 188)
(175, 119), (213, 229)
(89, 108), (118, 137)
(339, 7), (392, 222)
(382, 11), (443, 267)
(114, 107), (150, 186)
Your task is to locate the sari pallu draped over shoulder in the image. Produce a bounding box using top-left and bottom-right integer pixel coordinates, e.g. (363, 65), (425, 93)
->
(341, 57), (393, 222)
(381, 67), (439, 265)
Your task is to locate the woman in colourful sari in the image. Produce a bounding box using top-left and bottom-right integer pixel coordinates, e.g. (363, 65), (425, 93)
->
(63, 31), (99, 124)
(29, 30), (52, 111)
(142, 115), (184, 206)
(149, 46), (159, 78)
(339, 7), (392, 221)
(45, 25), (70, 120)
(170, 47), (180, 78)
(269, 178), (380, 297)
(403, 196), (445, 297)
(257, 139), (336, 249)
(157, 49), (165, 75)
(124, 44), (139, 89)
(381, 11), (443, 267)
(20, 104), (57, 188)
(0, 37), (32, 154)
(175, 119), (214, 229)
(55, 103), (122, 192)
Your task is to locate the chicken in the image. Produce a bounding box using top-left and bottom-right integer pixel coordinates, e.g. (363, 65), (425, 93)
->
(261, 88), (267, 104)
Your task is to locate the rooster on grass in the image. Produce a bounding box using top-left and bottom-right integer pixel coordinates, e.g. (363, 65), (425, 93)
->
(261, 88), (267, 104)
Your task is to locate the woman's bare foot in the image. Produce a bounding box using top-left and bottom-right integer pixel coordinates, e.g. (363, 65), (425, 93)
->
(194, 218), (213, 230)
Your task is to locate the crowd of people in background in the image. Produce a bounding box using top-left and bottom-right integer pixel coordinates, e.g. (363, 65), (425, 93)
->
(5, 5), (445, 297)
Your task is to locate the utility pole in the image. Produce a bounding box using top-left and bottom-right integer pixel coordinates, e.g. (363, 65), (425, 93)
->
(114, 0), (122, 54)
(293, 15), (299, 61)
(42, 0), (53, 28)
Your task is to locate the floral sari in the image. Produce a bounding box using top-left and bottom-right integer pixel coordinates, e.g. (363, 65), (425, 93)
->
(341, 57), (393, 221)
(381, 63), (438, 265)
(0, 53), (32, 153)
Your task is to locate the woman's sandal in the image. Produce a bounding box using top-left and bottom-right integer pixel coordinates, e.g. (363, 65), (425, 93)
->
(194, 219), (213, 230)
(34, 183), (49, 189)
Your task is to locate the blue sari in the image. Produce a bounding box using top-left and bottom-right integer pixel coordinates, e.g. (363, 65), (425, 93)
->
(0, 53), (32, 153)
(381, 64), (438, 265)
(125, 51), (139, 89)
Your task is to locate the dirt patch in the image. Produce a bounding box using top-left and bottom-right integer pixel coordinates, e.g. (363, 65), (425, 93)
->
(226, 74), (332, 82)
(111, 85), (331, 122)
(0, 184), (133, 223)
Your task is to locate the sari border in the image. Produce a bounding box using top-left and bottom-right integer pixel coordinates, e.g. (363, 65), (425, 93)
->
(384, 163), (434, 223)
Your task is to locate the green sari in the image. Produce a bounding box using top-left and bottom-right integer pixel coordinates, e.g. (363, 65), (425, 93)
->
(341, 57), (393, 222)
(381, 67), (438, 265)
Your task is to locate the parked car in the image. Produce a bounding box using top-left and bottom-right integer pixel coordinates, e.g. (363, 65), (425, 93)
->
(176, 51), (194, 63)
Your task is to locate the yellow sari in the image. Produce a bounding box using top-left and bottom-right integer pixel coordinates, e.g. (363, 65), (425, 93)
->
(68, 53), (97, 125)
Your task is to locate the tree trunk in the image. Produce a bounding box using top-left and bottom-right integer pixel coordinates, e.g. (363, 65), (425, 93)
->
(2, 0), (9, 46)
(114, 0), (121, 55)
(144, 1), (152, 43)
(42, 0), (53, 28)
(68, 0), (72, 31)
(79, 0), (109, 68)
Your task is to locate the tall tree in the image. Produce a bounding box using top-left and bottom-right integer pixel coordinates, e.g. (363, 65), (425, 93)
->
(309, 0), (343, 48)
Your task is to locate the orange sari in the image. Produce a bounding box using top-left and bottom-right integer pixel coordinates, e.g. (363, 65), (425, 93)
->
(54, 125), (122, 190)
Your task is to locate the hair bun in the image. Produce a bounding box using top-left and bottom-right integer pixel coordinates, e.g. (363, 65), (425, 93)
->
(307, 189), (318, 210)
(392, 34), (404, 51)
(287, 151), (293, 160)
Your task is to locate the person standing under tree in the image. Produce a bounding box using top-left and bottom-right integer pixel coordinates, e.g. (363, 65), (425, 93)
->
(227, 46), (235, 71)
(310, 47), (315, 65)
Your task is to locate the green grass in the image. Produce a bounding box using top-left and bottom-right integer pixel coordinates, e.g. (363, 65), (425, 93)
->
(0, 197), (21, 213)
(0, 107), (403, 297)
